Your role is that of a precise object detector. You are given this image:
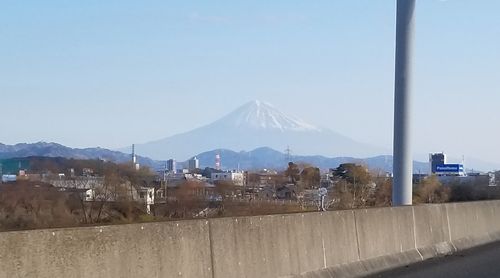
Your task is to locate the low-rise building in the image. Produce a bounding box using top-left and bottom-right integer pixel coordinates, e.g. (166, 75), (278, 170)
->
(211, 171), (245, 186)
(1, 175), (17, 183)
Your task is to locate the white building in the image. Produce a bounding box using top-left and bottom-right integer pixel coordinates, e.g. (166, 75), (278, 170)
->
(211, 172), (245, 187)
(489, 173), (497, 187)
(1, 175), (17, 183)
(137, 187), (155, 214)
(188, 157), (200, 171)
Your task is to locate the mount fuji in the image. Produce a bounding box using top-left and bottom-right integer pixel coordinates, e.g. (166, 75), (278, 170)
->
(131, 100), (388, 160)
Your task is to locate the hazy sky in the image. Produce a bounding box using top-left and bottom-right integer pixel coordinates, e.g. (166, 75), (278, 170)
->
(1, 1), (499, 163)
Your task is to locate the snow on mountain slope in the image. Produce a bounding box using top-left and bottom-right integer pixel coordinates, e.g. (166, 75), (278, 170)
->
(216, 100), (321, 132)
(130, 100), (388, 160)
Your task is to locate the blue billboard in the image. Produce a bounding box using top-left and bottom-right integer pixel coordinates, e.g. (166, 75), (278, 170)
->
(435, 164), (464, 173)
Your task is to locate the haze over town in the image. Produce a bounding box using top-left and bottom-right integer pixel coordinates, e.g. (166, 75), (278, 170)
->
(1, 1), (499, 165)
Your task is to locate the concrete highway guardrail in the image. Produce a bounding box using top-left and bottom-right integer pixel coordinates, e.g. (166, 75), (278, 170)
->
(2, 200), (500, 278)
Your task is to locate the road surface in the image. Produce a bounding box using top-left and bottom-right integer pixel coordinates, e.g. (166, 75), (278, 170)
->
(367, 241), (500, 278)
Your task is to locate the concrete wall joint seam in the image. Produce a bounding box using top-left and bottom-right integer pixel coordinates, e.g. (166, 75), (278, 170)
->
(207, 220), (216, 278)
(411, 207), (424, 261)
(352, 210), (362, 261)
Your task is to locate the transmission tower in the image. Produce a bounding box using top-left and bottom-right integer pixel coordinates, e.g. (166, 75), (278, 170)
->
(285, 146), (292, 163)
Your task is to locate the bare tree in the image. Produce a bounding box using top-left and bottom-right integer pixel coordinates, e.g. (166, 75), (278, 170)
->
(414, 176), (450, 204)
(330, 164), (375, 209)
(372, 178), (392, 207)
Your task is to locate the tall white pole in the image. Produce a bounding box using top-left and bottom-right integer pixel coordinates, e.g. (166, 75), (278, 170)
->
(393, 0), (416, 206)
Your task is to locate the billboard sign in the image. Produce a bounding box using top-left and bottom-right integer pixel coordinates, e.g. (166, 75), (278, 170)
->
(435, 164), (464, 174)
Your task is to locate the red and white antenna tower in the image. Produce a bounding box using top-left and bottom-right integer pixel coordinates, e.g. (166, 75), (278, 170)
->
(215, 153), (221, 170)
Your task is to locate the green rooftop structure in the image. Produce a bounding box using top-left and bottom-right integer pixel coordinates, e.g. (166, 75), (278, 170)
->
(0, 158), (31, 175)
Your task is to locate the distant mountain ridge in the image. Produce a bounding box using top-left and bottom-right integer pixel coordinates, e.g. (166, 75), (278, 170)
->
(187, 147), (430, 174)
(1, 142), (427, 173)
(0, 142), (156, 167)
(128, 100), (388, 160)
(2, 142), (495, 173)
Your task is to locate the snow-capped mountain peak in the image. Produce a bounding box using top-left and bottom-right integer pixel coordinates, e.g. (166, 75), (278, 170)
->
(128, 100), (386, 160)
(215, 100), (322, 132)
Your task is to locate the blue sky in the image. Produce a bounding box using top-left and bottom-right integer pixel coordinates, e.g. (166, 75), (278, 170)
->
(1, 1), (499, 163)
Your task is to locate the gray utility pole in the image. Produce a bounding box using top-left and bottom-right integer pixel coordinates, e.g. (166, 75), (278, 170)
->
(393, 0), (416, 206)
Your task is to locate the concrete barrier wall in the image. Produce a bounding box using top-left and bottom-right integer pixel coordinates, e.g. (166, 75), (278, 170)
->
(0, 221), (212, 278)
(209, 211), (360, 278)
(210, 213), (323, 278)
(412, 204), (453, 259)
(355, 207), (415, 260)
(351, 206), (422, 274)
(2, 200), (500, 278)
(445, 201), (500, 250)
